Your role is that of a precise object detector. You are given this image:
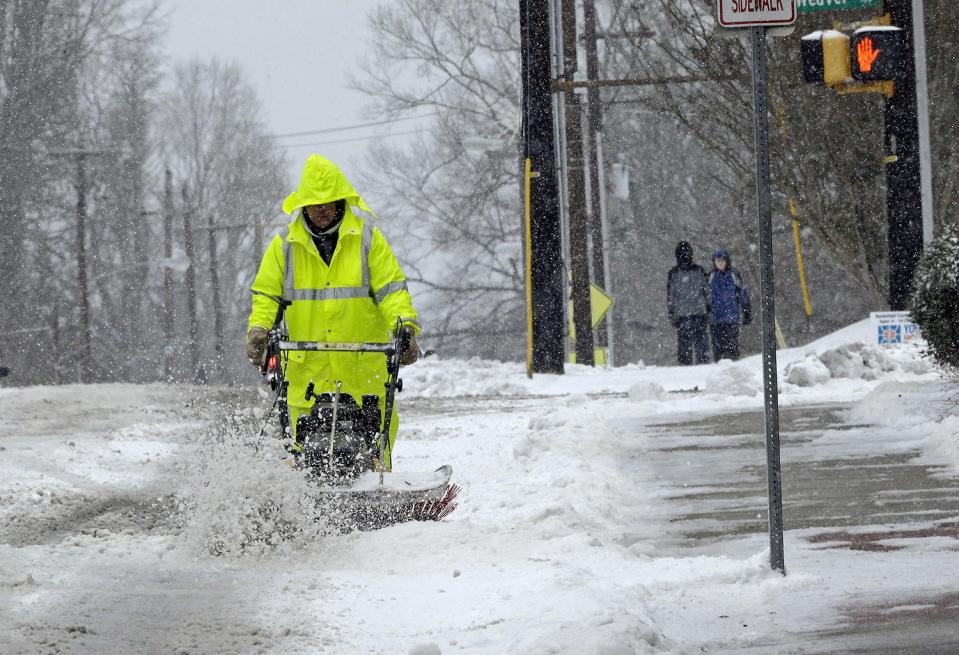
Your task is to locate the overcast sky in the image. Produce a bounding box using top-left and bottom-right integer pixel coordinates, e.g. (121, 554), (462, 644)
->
(164, 0), (401, 190)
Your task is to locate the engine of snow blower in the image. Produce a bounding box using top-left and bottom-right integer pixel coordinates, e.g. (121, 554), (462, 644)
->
(294, 383), (381, 483)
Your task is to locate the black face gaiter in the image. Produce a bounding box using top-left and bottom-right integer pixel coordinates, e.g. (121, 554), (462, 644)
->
(303, 200), (347, 265)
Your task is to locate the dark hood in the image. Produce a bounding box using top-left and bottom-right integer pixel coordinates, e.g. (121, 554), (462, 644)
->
(675, 241), (694, 268)
(713, 248), (732, 269)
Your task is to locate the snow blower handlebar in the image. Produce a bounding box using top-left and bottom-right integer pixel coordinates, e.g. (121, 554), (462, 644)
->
(278, 341), (395, 353)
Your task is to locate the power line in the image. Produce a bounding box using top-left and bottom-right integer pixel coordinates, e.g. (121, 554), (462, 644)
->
(268, 113), (438, 139)
(274, 128), (427, 149)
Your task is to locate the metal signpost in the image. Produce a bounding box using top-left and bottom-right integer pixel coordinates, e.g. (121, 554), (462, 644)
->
(718, 0), (795, 575)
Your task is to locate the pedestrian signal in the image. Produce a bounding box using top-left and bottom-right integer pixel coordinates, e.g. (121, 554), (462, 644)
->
(851, 26), (906, 81)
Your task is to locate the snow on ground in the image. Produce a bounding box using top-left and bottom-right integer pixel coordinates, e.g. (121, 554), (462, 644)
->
(0, 320), (956, 653)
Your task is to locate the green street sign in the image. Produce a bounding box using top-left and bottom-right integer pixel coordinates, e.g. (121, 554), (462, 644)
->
(797, 0), (879, 12)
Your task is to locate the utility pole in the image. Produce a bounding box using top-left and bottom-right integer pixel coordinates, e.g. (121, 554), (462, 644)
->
(883, 0), (926, 310)
(74, 152), (92, 382)
(181, 185), (201, 382)
(51, 302), (61, 384)
(520, 0), (566, 374)
(561, 0), (594, 366)
(582, 0), (613, 364)
(163, 170), (175, 380)
(207, 214), (224, 380)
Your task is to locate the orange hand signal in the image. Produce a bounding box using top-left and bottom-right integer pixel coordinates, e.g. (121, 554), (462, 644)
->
(857, 38), (881, 73)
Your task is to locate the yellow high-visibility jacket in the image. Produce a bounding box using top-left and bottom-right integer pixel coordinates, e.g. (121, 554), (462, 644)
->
(248, 156), (419, 466)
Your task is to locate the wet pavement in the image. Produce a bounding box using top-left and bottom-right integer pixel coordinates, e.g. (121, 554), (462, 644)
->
(640, 403), (959, 654)
(643, 404), (959, 540)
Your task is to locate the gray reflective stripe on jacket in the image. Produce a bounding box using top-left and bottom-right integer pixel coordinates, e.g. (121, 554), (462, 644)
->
(282, 227), (294, 300)
(291, 287), (372, 301)
(372, 280), (408, 305)
(360, 222), (372, 288)
(281, 221), (407, 305)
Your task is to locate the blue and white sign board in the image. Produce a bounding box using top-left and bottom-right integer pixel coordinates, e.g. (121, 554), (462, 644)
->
(870, 311), (920, 346)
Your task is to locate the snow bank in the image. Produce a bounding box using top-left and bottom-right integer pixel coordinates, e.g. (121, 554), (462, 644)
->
(784, 342), (931, 387)
(405, 319), (935, 405)
(847, 381), (937, 427)
(628, 379), (667, 401)
(705, 359), (760, 396)
(849, 380), (959, 473)
(923, 415), (959, 474)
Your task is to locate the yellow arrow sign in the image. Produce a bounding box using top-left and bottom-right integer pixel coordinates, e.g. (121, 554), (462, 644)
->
(569, 281), (614, 340)
(590, 284), (613, 328)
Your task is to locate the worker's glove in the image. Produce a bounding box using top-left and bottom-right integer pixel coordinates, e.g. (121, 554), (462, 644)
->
(742, 306), (752, 326)
(245, 327), (268, 367)
(399, 329), (419, 366)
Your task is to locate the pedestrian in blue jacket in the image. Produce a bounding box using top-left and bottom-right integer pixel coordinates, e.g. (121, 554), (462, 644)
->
(709, 248), (751, 361)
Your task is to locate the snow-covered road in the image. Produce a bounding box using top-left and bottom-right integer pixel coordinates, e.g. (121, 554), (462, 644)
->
(2, 321), (957, 654)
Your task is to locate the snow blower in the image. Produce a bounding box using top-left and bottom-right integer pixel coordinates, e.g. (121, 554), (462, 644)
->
(257, 296), (458, 528)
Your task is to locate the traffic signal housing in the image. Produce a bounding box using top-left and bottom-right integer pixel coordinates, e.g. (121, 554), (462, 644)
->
(851, 26), (907, 81)
(801, 30), (851, 87)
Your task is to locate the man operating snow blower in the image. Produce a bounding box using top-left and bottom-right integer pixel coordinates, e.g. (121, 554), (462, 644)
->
(245, 155), (420, 473)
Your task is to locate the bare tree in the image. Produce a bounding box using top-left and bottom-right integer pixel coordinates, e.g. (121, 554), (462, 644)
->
(156, 58), (288, 382)
(354, 0), (526, 359)
(0, 0), (162, 381)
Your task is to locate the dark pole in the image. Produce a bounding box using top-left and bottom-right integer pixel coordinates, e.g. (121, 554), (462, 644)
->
(751, 26), (785, 575)
(75, 153), (91, 382)
(883, 0), (924, 310)
(207, 214), (224, 379)
(561, 0), (594, 366)
(163, 170), (175, 380)
(181, 185), (201, 381)
(583, 0), (608, 351)
(520, 0), (565, 374)
(52, 302), (60, 384)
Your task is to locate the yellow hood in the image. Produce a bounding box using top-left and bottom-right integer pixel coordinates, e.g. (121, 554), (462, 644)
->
(282, 154), (377, 218)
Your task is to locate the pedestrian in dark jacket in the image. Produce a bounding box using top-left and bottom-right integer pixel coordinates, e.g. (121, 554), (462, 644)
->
(667, 241), (711, 365)
(708, 248), (751, 361)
